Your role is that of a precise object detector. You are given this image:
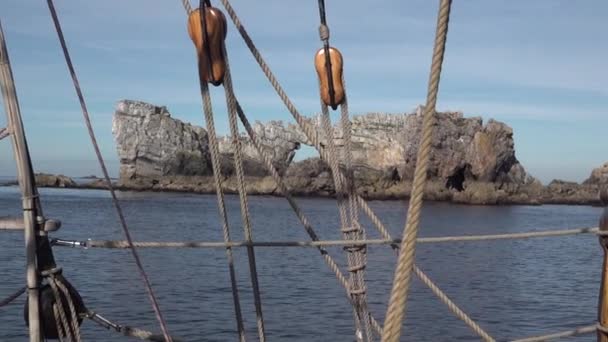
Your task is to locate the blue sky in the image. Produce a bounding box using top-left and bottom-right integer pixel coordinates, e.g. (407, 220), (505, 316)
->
(0, 0), (606, 183)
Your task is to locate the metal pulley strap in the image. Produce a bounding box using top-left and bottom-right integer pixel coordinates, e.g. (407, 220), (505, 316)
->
(200, 0), (214, 83)
(317, 0), (337, 109)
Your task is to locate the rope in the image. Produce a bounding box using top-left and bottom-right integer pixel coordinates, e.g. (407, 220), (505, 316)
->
(49, 278), (76, 341)
(232, 101), (349, 286)
(509, 324), (598, 342)
(0, 286), (25, 307)
(86, 310), (183, 342)
(338, 79), (373, 340)
(0, 126), (9, 140)
(53, 303), (67, 342)
(198, 69), (247, 341)
(320, 104), (371, 340)
(45, 2), (172, 340)
(222, 44), (266, 342)
(181, 0), (192, 13)
(381, 1), (452, 340)
(75, 226), (602, 249)
(413, 266), (494, 341)
(54, 277), (82, 342)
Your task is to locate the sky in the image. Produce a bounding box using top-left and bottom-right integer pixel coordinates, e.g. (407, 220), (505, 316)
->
(0, 0), (606, 183)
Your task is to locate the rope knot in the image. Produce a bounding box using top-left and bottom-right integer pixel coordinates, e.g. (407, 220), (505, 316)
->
(319, 24), (330, 41)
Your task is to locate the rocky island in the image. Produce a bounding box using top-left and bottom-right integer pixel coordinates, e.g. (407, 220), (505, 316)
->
(105, 100), (603, 205)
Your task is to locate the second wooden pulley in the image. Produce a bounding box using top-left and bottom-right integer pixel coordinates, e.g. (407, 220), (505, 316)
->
(315, 47), (345, 110)
(187, 6), (227, 86)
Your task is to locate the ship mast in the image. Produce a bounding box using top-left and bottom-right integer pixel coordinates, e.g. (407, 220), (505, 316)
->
(0, 20), (42, 342)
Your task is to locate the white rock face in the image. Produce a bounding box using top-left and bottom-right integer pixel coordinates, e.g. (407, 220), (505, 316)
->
(112, 100), (304, 180)
(112, 100), (211, 180)
(112, 100), (534, 188)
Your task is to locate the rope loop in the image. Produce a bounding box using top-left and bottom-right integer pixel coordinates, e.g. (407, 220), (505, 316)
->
(319, 24), (330, 41)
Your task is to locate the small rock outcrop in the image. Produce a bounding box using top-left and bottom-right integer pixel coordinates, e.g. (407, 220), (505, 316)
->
(34, 173), (77, 188)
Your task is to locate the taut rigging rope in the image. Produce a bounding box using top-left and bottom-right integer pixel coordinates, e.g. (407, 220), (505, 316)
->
(381, 1), (452, 340)
(45, 1), (172, 340)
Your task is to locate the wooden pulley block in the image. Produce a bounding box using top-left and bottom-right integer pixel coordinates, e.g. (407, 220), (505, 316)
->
(315, 47), (345, 110)
(187, 6), (227, 86)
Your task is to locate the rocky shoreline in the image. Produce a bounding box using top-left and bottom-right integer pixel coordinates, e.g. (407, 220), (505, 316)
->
(0, 166), (603, 206)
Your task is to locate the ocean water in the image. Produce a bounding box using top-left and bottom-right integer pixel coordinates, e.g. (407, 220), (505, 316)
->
(0, 185), (603, 341)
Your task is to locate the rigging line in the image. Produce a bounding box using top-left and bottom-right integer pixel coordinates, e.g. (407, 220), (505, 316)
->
(320, 103), (371, 342)
(222, 45), (266, 341)
(198, 61), (248, 342)
(44, 1), (172, 340)
(54, 225), (603, 249)
(381, 1), (452, 341)
(181, 0), (192, 13)
(0, 286), (25, 307)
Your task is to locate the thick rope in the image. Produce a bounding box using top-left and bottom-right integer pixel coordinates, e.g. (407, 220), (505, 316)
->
(222, 44), (267, 342)
(0, 286), (25, 307)
(49, 278), (76, 342)
(199, 77), (247, 341)
(381, 1), (452, 340)
(54, 278), (82, 342)
(45, 2), (172, 340)
(53, 303), (67, 342)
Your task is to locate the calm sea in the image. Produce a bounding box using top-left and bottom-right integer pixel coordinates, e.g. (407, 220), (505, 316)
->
(0, 185), (603, 341)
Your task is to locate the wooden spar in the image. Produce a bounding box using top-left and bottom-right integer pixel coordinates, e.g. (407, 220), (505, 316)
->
(0, 21), (41, 342)
(0, 217), (61, 232)
(599, 188), (608, 342)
